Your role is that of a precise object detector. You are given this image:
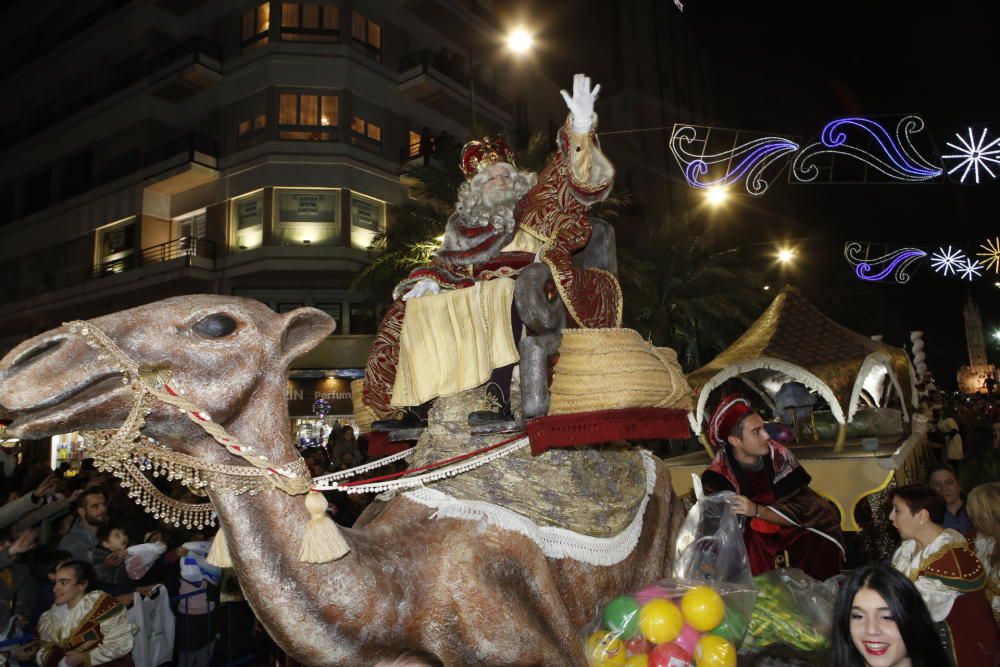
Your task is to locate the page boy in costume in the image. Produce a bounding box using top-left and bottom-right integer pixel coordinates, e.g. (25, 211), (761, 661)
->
(701, 394), (845, 580)
(363, 74), (618, 425)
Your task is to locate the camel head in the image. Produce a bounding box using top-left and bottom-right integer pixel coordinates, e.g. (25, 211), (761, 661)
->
(0, 295), (333, 464)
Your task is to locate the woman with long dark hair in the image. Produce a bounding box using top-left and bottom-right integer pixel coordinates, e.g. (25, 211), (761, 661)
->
(830, 563), (950, 667)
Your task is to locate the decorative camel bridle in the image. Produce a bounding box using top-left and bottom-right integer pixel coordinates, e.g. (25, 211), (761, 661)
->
(65, 321), (530, 564)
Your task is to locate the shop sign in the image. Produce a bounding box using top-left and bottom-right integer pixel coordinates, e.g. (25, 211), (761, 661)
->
(351, 194), (384, 232)
(236, 194), (264, 230)
(286, 376), (353, 415)
(278, 192), (337, 223)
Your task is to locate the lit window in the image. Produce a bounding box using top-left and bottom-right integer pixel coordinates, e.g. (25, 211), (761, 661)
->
(241, 2), (271, 52)
(274, 188), (341, 246)
(232, 191), (264, 251)
(279, 93), (338, 141)
(95, 217), (137, 273)
(237, 112), (268, 146)
(281, 3), (339, 42)
(350, 116), (381, 149)
(408, 130), (421, 158)
(351, 12), (381, 61)
(349, 192), (385, 250)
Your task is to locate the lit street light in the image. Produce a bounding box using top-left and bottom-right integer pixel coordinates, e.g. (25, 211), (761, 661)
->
(705, 186), (728, 206)
(776, 247), (796, 264)
(506, 28), (534, 55)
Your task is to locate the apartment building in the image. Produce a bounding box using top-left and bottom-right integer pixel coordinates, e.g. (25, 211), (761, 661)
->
(0, 0), (568, 436)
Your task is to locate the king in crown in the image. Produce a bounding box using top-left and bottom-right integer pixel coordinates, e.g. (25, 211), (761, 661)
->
(364, 74), (620, 428)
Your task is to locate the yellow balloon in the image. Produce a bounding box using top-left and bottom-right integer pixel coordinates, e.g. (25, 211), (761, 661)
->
(681, 586), (725, 632)
(694, 635), (736, 667)
(624, 655), (649, 667)
(586, 630), (627, 665)
(638, 599), (683, 644)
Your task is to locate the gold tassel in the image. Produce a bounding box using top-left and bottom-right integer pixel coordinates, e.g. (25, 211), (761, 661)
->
(299, 491), (350, 563)
(206, 525), (233, 567)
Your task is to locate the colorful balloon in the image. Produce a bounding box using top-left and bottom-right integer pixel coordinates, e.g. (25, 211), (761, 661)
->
(625, 636), (654, 656)
(674, 623), (703, 654)
(587, 630), (627, 665)
(634, 584), (672, 605)
(604, 596), (641, 639)
(639, 599), (683, 644)
(693, 635), (736, 667)
(680, 586), (725, 632)
(708, 608), (747, 644)
(648, 642), (692, 667)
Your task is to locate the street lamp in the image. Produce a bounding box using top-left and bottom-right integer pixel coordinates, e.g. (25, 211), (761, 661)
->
(776, 246), (796, 264)
(705, 186), (728, 206)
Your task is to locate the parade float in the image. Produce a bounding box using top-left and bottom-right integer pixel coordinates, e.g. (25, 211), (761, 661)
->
(669, 286), (934, 555)
(0, 74), (701, 666)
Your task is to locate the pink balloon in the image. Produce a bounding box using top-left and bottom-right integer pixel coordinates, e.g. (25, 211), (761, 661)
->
(674, 623), (703, 654)
(634, 584), (672, 606)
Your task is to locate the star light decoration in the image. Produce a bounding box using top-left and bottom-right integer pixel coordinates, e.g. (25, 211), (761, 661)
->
(942, 127), (1000, 184)
(930, 246), (966, 276)
(977, 237), (1000, 273)
(958, 257), (983, 281)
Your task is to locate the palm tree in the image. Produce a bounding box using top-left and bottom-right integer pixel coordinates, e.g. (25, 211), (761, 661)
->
(618, 215), (768, 371)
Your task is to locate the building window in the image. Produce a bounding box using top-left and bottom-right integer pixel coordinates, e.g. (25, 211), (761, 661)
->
(349, 303), (377, 334)
(173, 210), (207, 239)
(274, 188), (341, 246)
(278, 93), (338, 141)
(350, 116), (381, 150)
(349, 191), (385, 250)
(241, 2), (271, 53)
(232, 191), (265, 251)
(237, 113), (268, 147)
(351, 12), (381, 61)
(281, 3), (339, 42)
(95, 217), (136, 273)
(407, 130), (421, 158)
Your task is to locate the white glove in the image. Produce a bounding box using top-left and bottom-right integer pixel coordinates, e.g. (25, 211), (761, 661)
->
(560, 73), (600, 134)
(402, 279), (441, 301)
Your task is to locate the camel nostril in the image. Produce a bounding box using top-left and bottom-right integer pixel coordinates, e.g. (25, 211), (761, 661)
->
(10, 338), (64, 370)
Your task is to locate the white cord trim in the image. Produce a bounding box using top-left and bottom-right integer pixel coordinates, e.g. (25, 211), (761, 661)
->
(847, 353), (910, 422)
(312, 437), (530, 495)
(312, 447), (415, 483)
(766, 505), (846, 558)
(691, 357), (846, 434)
(401, 452), (658, 566)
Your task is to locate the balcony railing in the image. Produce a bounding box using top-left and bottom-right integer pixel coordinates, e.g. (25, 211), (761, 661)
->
(4, 237), (216, 302)
(398, 49), (512, 115)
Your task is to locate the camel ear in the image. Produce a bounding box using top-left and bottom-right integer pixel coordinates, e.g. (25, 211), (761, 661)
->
(279, 307), (335, 364)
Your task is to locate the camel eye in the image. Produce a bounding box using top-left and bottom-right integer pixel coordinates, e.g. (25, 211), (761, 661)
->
(193, 314), (237, 339)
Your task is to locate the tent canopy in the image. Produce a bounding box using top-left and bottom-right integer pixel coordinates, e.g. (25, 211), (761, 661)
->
(687, 286), (917, 434)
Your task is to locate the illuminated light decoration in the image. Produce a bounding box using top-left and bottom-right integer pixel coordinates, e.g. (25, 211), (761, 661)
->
(976, 237), (1000, 273)
(942, 127), (1000, 184)
(844, 242), (926, 284)
(958, 257), (983, 281)
(792, 116), (942, 183)
(930, 246), (966, 276)
(669, 125), (799, 196)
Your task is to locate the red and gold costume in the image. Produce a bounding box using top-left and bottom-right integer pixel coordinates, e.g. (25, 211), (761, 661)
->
(363, 119), (619, 418)
(701, 395), (845, 581)
(37, 590), (135, 667)
(893, 529), (1000, 666)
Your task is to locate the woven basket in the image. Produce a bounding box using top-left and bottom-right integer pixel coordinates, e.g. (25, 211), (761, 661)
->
(351, 379), (377, 434)
(548, 328), (693, 415)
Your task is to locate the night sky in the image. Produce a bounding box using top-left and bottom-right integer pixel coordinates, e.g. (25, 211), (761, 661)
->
(519, 0), (1000, 386)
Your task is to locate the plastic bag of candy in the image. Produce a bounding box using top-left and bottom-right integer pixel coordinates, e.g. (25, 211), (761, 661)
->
(741, 569), (837, 653)
(672, 490), (754, 588)
(580, 577), (757, 666)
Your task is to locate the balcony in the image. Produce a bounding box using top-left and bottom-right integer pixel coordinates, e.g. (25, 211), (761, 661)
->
(148, 37), (224, 103)
(3, 237), (216, 305)
(142, 135), (220, 195)
(398, 49), (512, 126)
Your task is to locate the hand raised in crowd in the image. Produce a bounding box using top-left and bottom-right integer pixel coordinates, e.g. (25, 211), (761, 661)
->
(31, 473), (59, 501)
(7, 527), (38, 556)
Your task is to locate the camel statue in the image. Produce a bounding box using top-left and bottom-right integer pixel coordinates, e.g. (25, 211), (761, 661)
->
(0, 295), (684, 666)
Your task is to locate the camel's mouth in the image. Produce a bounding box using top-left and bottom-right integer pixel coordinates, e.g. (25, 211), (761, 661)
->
(4, 372), (131, 437)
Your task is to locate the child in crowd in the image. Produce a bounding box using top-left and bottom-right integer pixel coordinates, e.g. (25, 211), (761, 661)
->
(94, 525), (131, 592)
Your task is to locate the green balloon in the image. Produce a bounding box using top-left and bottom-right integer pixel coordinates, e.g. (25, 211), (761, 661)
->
(710, 607), (748, 643)
(602, 596), (641, 638)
